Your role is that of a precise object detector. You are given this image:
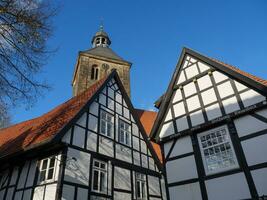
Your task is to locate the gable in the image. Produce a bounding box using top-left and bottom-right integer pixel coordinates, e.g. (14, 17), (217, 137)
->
(62, 74), (162, 169)
(152, 48), (267, 141)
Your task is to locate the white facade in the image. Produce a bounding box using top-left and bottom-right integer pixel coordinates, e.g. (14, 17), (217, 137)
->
(0, 77), (166, 200)
(155, 50), (267, 200)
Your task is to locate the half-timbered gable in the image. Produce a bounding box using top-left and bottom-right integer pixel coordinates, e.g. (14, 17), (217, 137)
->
(150, 47), (267, 200)
(0, 71), (165, 200)
(60, 71), (165, 200)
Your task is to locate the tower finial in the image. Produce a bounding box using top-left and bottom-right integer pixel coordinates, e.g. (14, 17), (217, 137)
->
(100, 18), (104, 31)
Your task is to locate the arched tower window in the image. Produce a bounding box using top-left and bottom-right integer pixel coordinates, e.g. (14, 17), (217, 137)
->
(91, 65), (99, 80)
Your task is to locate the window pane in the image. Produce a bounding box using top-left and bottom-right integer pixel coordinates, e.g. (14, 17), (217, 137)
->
(137, 181), (141, 198)
(42, 159), (48, 170)
(100, 163), (105, 169)
(100, 171), (106, 192)
(199, 127), (237, 174)
(93, 170), (99, 191)
(49, 157), (55, 168)
(39, 171), (46, 182)
(47, 168), (54, 180)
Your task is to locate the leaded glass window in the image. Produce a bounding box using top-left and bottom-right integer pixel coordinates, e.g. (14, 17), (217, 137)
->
(198, 125), (238, 175)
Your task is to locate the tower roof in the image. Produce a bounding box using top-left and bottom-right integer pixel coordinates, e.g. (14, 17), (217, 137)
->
(91, 25), (111, 47)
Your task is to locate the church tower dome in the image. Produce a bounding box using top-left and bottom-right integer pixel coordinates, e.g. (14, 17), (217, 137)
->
(91, 25), (111, 48)
(72, 26), (132, 97)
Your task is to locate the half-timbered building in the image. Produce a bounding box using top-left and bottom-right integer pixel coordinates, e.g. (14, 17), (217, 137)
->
(150, 47), (267, 200)
(0, 27), (166, 200)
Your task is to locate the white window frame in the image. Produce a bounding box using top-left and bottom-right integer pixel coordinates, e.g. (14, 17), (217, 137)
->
(38, 156), (57, 184)
(136, 173), (147, 200)
(197, 125), (239, 175)
(118, 119), (131, 146)
(100, 110), (114, 138)
(91, 159), (108, 194)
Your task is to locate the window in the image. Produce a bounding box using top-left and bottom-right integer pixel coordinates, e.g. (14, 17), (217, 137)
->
(198, 126), (238, 175)
(39, 156), (56, 183)
(91, 65), (99, 80)
(119, 120), (131, 146)
(92, 159), (108, 194)
(100, 110), (113, 137)
(136, 173), (146, 200)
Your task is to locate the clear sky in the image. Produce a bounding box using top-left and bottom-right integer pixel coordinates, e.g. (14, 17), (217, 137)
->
(11, 0), (267, 123)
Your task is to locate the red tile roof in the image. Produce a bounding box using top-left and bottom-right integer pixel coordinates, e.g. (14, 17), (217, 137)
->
(210, 57), (267, 86)
(135, 109), (163, 163)
(0, 76), (108, 159)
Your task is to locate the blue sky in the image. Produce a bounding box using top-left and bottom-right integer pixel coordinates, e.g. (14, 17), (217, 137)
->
(11, 0), (267, 123)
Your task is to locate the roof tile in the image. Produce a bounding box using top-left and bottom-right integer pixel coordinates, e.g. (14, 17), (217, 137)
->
(0, 76), (108, 159)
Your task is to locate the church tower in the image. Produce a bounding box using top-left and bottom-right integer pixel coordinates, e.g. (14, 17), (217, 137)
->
(72, 26), (132, 97)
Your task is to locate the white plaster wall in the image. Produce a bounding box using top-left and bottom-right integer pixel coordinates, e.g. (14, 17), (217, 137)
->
(234, 114), (267, 138)
(76, 113), (87, 128)
(176, 116), (189, 132)
(205, 173), (250, 200)
(173, 89), (182, 103)
(169, 182), (202, 200)
(217, 81), (234, 99)
(141, 154), (148, 168)
(77, 187), (88, 200)
(62, 129), (71, 144)
(64, 147), (90, 186)
(222, 96), (240, 114)
(241, 133), (267, 166)
(213, 71), (228, 83)
(166, 155), (198, 183)
(173, 102), (186, 117)
(205, 103), (222, 120)
(201, 88), (217, 106)
(114, 192), (131, 200)
(163, 141), (172, 158)
(88, 114), (98, 132)
(114, 167), (131, 190)
(240, 89), (266, 107)
(14, 191), (23, 200)
(25, 160), (37, 187)
(33, 186), (45, 200)
(190, 110), (205, 126)
(61, 184), (75, 200)
(159, 122), (175, 138)
(44, 183), (57, 200)
(148, 176), (160, 196)
(22, 189), (32, 200)
(186, 95), (201, 112)
(133, 151), (141, 166)
(17, 161), (30, 189)
(184, 82), (197, 97)
(185, 64), (199, 79)
(86, 131), (97, 152)
(198, 75), (212, 91)
(73, 126), (85, 148)
(177, 70), (186, 84)
(9, 167), (19, 185)
(6, 187), (14, 200)
(169, 136), (193, 158)
(198, 62), (210, 72)
(99, 136), (113, 157)
(89, 101), (99, 116)
(116, 144), (132, 163)
(251, 168), (267, 196)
